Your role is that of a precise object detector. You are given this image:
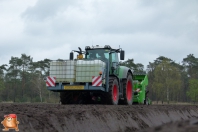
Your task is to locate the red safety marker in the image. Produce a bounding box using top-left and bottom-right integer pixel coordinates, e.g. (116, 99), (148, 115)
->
(46, 76), (56, 87)
(92, 76), (102, 86)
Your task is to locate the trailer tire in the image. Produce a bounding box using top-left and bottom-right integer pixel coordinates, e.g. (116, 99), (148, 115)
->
(107, 77), (119, 105)
(123, 73), (133, 105)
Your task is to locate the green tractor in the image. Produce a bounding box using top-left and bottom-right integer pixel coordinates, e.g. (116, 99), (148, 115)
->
(46, 45), (150, 105)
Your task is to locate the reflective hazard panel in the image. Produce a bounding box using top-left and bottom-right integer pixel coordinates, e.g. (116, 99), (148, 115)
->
(46, 77), (56, 87)
(92, 76), (102, 86)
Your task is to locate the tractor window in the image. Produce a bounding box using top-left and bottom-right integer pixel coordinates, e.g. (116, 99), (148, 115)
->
(86, 49), (109, 60)
(111, 53), (119, 63)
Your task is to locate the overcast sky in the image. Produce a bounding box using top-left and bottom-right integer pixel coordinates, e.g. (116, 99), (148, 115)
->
(0, 0), (197, 68)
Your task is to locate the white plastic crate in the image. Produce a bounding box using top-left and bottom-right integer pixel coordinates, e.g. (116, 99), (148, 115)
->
(49, 60), (76, 82)
(75, 60), (105, 82)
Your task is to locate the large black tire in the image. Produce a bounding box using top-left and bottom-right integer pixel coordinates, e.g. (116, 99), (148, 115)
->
(123, 73), (133, 105)
(106, 77), (119, 105)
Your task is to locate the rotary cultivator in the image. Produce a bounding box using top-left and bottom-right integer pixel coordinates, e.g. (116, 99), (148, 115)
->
(46, 45), (151, 105)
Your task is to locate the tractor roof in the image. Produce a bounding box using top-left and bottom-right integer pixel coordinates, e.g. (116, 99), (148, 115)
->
(85, 45), (112, 50)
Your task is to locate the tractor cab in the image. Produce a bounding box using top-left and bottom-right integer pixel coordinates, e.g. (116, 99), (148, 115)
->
(84, 45), (124, 63)
(70, 45), (124, 62)
(84, 45), (124, 75)
(85, 48), (109, 61)
(69, 45), (125, 76)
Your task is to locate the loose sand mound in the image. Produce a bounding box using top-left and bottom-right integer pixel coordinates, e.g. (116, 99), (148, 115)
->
(0, 104), (198, 132)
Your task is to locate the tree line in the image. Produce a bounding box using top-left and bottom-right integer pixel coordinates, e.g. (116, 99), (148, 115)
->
(120, 54), (198, 104)
(0, 54), (198, 103)
(0, 54), (59, 103)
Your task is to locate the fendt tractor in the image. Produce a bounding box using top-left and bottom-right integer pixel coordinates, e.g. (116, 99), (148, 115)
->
(46, 45), (150, 105)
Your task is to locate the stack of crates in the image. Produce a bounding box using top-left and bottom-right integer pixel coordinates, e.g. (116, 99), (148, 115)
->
(49, 60), (76, 82)
(76, 60), (106, 82)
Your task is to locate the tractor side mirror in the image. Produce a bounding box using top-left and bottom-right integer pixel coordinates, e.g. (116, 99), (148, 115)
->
(70, 52), (74, 60)
(120, 50), (125, 60)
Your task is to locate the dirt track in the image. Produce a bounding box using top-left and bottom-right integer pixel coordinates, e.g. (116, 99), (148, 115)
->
(0, 104), (198, 132)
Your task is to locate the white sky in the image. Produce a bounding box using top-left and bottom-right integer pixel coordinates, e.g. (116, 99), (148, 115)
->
(0, 0), (197, 68)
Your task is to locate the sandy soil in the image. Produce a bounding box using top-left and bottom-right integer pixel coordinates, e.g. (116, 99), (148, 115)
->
(139, 117), (198, 132)
(0, 104), (198, 132)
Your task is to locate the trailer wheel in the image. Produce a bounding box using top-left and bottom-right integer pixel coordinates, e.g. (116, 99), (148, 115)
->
(107, 77), (119, 105)
(123, 73), (133, 105)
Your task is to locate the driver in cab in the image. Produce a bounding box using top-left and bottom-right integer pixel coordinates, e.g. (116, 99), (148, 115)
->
(98, 52), (108, 62)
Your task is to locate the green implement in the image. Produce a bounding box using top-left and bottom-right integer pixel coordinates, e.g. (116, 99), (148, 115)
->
(133, 73), (151, 105)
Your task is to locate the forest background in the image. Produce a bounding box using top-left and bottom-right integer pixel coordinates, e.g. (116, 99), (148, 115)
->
(0, 54), (198, 104)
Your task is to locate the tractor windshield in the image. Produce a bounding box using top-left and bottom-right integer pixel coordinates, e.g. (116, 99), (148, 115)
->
(86, 49), (109, 60)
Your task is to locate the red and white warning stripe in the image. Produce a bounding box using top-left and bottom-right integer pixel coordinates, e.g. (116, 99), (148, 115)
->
(92, 76), (102, 86)
(46, 76), (56, 87)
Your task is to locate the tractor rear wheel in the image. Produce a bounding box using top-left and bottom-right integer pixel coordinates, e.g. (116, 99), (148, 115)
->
(123, 73), (133, 105)
(107, 77), (119, 105)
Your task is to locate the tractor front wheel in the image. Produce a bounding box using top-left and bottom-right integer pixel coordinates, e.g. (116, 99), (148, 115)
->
(107, 77), (119, 105)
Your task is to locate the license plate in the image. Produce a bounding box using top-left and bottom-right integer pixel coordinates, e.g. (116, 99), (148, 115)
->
(64, 85), (84, 90)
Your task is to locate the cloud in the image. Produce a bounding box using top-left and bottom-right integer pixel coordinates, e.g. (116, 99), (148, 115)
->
(0, 0), (198, 70)
(29, 44), (72, 61)
(21, 0), (76, 21)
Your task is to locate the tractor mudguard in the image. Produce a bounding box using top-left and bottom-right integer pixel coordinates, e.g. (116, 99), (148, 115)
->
(118, 66), (133, 79)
